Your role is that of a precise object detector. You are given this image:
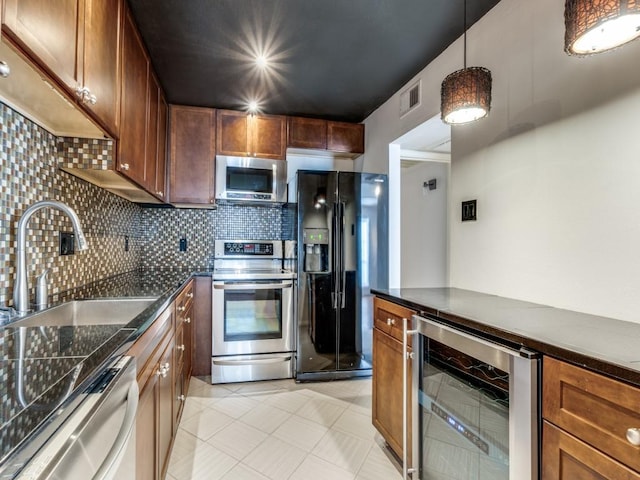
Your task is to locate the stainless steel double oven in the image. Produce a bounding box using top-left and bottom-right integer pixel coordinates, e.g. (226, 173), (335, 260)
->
(212, 240), (296, 383)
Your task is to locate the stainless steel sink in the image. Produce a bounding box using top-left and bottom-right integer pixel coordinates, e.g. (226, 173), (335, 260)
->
(10, 298), (157, 328)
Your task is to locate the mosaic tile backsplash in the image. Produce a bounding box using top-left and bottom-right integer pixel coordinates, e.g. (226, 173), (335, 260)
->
(0, 102), (298, 308)
(0, 104), (140, 308)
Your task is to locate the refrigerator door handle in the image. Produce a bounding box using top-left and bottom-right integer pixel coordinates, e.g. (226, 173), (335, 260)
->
(340, 201), (346, 309)
(332, 202), (340, 310)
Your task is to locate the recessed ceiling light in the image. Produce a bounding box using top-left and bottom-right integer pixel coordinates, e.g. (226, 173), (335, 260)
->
(256, 54), (269, 69)
(248, 101), (259, 113)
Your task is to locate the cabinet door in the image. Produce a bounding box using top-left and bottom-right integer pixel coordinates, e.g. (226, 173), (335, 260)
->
(542, 421), (640, 480)
(168, 105), (216, 205)
(158, 338), (174, 480)
(192, 276), (213, 376)
(543, 356), (640, 472)
(155, 93), (168, 200)
(327, 121), (364, 154)
(3, 0), (83, 90)
(372, 328), (411, 462)
(118, 7), (148, 186)
(287, 116), (327, 150)
(251, 114), (286, 159)
(145, 72), (160, 192)
(216, 109), (249, 157)
(136, 370), (158, 480)
(81, 0), (121, 136)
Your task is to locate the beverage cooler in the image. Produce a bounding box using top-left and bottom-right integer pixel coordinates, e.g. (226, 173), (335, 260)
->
(403, 315), (540, 480)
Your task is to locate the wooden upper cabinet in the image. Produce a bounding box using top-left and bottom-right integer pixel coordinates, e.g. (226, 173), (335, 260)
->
(3, 0), (83, 90)
(287, 116), (327, 150)
(251, 114), (286, 159)
(118, 7), (149, 187)
(155, 93), (168, 200)
(217, 109), (286, 159)
(81, 0), (122, 136)
(327, 121), (364, 154)
(216, 109), (249, 157)
(145, 72), (160, 193)
(3, 0), (122, 137)
(169, 105), (216, 205)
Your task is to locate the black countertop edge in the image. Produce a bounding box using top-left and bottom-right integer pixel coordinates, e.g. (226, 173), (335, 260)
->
(0, 271), (199, 475)
(371, 289), (640, 388)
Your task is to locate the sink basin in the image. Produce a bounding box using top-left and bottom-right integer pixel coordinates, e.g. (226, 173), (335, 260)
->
(10, 298), (157, 328)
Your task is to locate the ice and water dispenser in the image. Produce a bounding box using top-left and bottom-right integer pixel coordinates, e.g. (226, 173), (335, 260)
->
(303, 228), (329, 273)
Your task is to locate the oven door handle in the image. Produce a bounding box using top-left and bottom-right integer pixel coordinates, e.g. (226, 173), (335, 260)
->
(212, 356), (292, 366)
(213, 282), (293, 290)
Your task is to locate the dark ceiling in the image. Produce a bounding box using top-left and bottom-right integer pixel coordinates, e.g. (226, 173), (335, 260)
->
(128, 0), (501, 123)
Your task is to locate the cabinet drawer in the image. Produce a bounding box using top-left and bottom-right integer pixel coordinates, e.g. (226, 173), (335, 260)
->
(175, 324), (185, 369)
(128, 306), (174, 387)
(374, 297), (416, 344)
(176, 280), (194, 315)
(543, 356), (640, 472)
(542, 421), (640, 479)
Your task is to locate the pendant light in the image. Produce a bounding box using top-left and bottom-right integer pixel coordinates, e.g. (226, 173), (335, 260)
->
(565, 0), (640, 55)
(441, 0), (492, 125)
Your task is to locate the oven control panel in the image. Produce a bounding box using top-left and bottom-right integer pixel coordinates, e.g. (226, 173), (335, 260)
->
(223, 242), (274, 256)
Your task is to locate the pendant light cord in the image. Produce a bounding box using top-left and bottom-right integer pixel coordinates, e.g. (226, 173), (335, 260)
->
(463, 0), (467, 68)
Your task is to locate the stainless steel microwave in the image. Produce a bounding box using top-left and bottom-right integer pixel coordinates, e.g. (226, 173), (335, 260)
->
(215, 155), (287, 204)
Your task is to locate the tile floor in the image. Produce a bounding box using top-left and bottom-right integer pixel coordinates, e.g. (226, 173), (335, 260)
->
(166, 376), (403, 480)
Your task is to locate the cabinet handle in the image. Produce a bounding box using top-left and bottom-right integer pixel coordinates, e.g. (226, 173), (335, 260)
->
(187, 292), (194, 298)
(177, 344), (185, 351)
(387, 318), (396, 326)
(178, 305), (186, 312)
(627, 428), (640, 446)
(163, 362), (170, 371)
(0, 61), (11, 78)
(156, 191), (164, 197)
(75, 86), (97, 105)
(177, 395), (186, 402)
(121, 163), (130, 171)
(184, 317), (191, 324)
(156, 366), (168, 378)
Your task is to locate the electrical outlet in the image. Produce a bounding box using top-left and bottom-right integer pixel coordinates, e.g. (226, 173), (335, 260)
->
(179, 238), (187, 252)
(59, 232), (75, 255)
(462, 200), (477, 222)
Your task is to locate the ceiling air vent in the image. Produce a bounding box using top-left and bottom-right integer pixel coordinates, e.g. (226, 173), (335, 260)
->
(400, 80), (421, 117)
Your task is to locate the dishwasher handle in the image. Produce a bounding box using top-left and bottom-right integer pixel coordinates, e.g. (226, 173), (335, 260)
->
(93, 379), (139, 480)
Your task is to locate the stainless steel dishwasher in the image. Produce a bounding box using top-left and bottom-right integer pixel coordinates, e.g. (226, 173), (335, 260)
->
(403, 315), (540, 480)
(16, 356), (138, 480)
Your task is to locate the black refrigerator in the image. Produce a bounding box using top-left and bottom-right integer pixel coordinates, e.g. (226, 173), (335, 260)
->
(296, 170), (388, 380)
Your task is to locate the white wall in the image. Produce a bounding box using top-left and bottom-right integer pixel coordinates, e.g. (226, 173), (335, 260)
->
(364, 0), (640, 323)
(401, 162), (448, 287)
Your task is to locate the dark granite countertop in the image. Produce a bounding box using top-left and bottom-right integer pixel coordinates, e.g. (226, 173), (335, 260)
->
(372, 287), (640, 387)
(0, 268), (210, 473)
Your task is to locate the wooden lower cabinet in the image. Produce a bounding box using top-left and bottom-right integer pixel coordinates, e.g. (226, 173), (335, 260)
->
(157, 337), (175, 479)
(130, 280), (196, 480)
(136, 370), (158, 480)
(543, 421), (640, 480)
(372, 297), (415, 462)
(542, 356), (640, 479)
(192, 276), (212, 376)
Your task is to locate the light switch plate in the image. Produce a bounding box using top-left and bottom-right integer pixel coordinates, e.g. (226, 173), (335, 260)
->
(462, 200), (477, 221)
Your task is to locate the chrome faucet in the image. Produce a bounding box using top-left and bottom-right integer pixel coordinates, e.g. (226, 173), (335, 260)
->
(13, 200), (88, 315)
